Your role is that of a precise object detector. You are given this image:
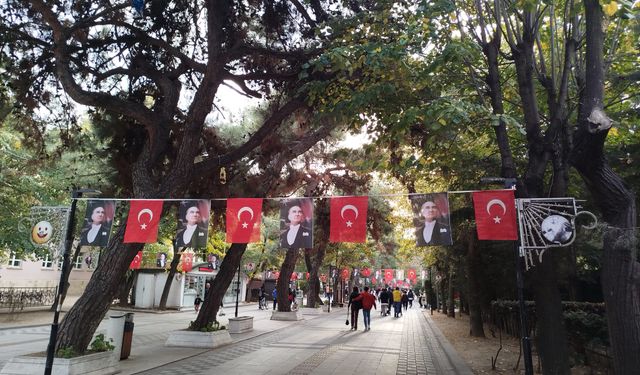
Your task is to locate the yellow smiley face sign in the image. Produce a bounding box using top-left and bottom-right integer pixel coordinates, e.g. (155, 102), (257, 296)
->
(31, 221), (53, 244)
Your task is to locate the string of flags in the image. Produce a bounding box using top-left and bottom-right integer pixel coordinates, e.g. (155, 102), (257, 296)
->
(68, 190), (517, 250)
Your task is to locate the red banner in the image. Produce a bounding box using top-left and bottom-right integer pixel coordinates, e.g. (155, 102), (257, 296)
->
(384, 269), (394, 282)
(341, 268), (350, 280)
(129, 251), (143, 270)
(181, 252), (193, 272)
(226, 198), (263, 243)
(361, 267), (371, 277)
(124, 200), (163, 243)
(472, 190), (518, 240)
(329, 196), (368, 243)
(407, 269), (417, 280)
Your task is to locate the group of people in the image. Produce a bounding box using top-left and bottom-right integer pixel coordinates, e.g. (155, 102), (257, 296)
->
(348, 286), (424, 330)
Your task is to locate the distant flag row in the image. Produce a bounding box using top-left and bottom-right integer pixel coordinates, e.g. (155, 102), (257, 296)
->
(267, 267), (423, 286)
(75, 190), (518, 249)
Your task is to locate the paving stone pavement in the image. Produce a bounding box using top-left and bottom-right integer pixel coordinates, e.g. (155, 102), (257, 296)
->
(136, 307), (472, 375)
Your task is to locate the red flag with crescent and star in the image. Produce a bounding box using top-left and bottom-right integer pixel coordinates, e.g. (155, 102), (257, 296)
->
(384, 269), (394, 283)
(124, 200), (164, 243)
(181, 252), (194, 272)
(129, 251), (143, 270)
(473, 190), (518, 240)
(329, 196), (368, 243)
(341, 268), (350, 280)
(407, 269), (417, 281)
(226, 198), (263, 243)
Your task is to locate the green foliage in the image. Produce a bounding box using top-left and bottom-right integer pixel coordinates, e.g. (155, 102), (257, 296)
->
(56, 347), (79, 359)
(89, 333), (115, 352)
(190, 320), (226, 332)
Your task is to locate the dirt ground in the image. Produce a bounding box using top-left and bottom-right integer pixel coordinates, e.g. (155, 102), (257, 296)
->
(428, 311), (604, 375)
(428, 310), (539, 374)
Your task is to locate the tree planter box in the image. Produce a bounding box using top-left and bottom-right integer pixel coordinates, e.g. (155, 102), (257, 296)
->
(228, 316), (253, 334)
(300, 307), (323, 315)
(271, 310), (303, 321)
(165, 329), (232, 348)
(0, 350), (119, 375)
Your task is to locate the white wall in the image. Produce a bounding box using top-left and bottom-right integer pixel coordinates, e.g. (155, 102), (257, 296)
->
(0, 259), (93, 295)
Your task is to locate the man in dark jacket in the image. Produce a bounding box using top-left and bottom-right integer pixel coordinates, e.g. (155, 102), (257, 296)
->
(378, 288), (391, 316)
(348, 287), (362, 330)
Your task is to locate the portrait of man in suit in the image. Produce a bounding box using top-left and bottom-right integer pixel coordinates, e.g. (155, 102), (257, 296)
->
(79, 200), (115, 247)
(279, 199), (313, 249)
(175, 200), (210, 248)
(411, 193), (453, 246)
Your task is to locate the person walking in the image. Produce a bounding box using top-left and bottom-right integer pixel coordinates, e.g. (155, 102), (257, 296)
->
(379, 287), (390, 316)
(392, 287), (402, 317)
(348, 286), (362, 330)
(194, 295), (202, 312)
(401, 290), (409, 311)
(272, 288), (278, 310)
(352, 286), (377, 331)
(407, 289), (415, 308)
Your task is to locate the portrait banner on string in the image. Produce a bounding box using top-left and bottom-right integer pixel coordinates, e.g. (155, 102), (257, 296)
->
(79, 200), (116, 247)
(279, 198), (313, 249)
(410, 193), (453, 246)
(175, 200), (210, 249)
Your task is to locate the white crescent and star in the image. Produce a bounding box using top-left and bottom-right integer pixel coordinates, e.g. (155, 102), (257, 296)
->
(237, 206), (255, 229)
(137, 208), (154, 230)
(486, 199), (507, 224)
(340, 205), (359, 227)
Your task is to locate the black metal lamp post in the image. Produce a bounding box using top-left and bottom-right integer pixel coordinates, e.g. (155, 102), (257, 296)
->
(480, 178), (533, 375)
(45, 188), (101, 375)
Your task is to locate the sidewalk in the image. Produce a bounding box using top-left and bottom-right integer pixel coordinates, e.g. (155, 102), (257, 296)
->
(0, 302), (473, 374)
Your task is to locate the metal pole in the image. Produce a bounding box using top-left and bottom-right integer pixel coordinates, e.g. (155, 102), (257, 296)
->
(515, 243), (533, 375)
(44, 190), (80, 375)
(234, 262), (241, 318)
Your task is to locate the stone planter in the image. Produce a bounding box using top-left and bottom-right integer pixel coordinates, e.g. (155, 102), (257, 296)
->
(228, 316), (253, 334)
(165, 329), (232, 349)
(300, 307), (323, 315)
(271, 310), (303, 321)
(0, 350), (119, 375)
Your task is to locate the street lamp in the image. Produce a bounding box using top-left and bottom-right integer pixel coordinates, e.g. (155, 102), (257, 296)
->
(45, 188), (101, 375)
(481, 177), (532, 375)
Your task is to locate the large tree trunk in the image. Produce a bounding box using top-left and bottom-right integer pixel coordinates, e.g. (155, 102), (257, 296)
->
(117, 271), (136, 307)
(277, 249), (299, 312)
(304, 248), (324, 307)
(193, 244), (248, 329)
(158, 245), (181, 310)
(56, 227), (144, 353)
(570, 2), (640, 372)
(466, 229), (485, 337)
(447, 270), (455, 318)
(303, 199), (328, 307)
(509, 13), (571, 374)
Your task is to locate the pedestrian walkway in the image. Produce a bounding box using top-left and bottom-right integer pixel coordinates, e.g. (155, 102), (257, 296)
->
(136, 307), (472, 375)
(0, 303), (472, 374)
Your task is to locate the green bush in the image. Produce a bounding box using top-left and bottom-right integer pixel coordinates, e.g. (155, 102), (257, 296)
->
(189, 320), (226, 332)
(89, 334), (115, 352)
(56, 347), (78, 358)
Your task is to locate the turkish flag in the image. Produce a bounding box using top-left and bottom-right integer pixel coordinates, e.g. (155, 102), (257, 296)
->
(341, 268), (350, 280)
(226, 198), (263, 243)
(384, 269), (394, 282)
(181, 252), (194, 272)
(290, 272), (298, 281)
(407, 269), (417, 280)
(473, 190), (518, 240)
(320, 274), (327, 282)
(129, 251), (143, 270)
(329, 196), (368, 243)
(124, 200), (164, 243)
(361, 267), (371, 277)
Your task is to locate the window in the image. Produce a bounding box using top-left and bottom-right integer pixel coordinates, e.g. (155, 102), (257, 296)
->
(41, 254), (53, 269)
(73, 256), (82, 269)
(8, 253), (22, 268)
